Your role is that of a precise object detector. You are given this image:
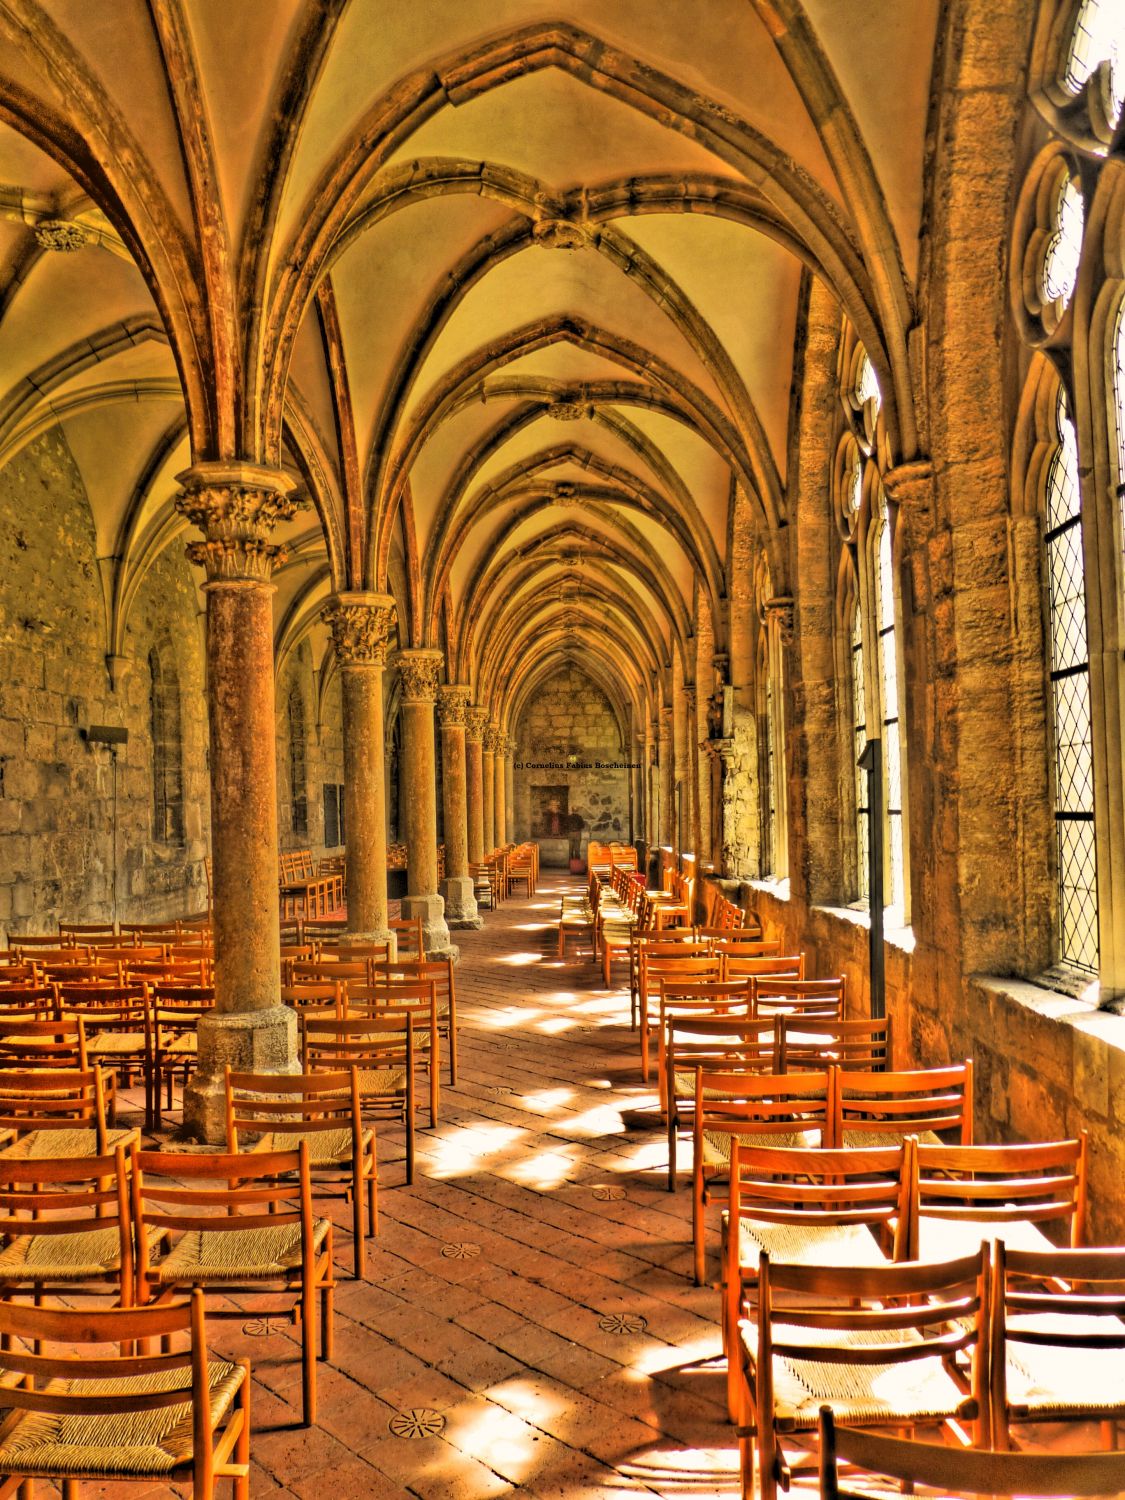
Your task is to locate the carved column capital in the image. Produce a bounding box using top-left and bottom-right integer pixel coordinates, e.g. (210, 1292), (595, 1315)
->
(684, 685), (697, 714)
(323, 592), (397, 666)
(702, 735), (736, 768)
(764, 596), (795, 645)
(658, 706), (673, 742)
(437, 683), (472, 729)
(175, 463), (300, 583)
(466, 707), (488, 743)
(396, 648), (443, 704)
(484, 725), (505, 754)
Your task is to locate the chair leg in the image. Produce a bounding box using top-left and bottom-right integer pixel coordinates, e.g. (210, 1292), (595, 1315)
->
(667, 1108), (677, 1193)
(351, 1174), (365, 1280)
(429, 1055), (439, 1129)
(234, 1369), (251, 1500)
(692, 1175), (707, 1287)
(367, 1146), (378, 1236)
(301, 1277), (316, 1425)
(406, 1104), (415, 1186)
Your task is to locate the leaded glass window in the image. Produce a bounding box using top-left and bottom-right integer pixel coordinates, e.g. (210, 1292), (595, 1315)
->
(149, 646), (184, 846)
(1045, 388), (1098, 972)
(1040, 174), (1084, 306)
(763, 667), (776, 876)
(288, 687), (308, 837)
(874, 493), (905, 915)
(1113, 297), (1125, 572)
(1062, 0), (1124, 123)
(851, 600), (869, 904)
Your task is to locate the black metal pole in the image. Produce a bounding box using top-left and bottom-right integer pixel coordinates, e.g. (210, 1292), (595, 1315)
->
(858, 739), (885, 1024)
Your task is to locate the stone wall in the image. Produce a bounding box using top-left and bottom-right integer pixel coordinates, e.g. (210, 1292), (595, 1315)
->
(512, 665), (630, 865)
(0, 426), (209, 935)
(275, 643), (345, 858)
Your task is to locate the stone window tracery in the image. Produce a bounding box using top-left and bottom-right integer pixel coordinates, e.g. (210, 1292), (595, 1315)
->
(149, 644), (183, 847)
(754, 554), (788, 881)
(850, 583), (869, 905)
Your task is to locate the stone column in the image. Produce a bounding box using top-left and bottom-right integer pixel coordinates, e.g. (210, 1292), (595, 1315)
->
(492, 728), (507, 846)
(324, 592), (397, 949)
(659, 707), (675, 852)
(438, 684), (481, 929)
(482, 728), (495, 855)
(685, 687), (707, 919)
(466, 708), (486, 864)
(397, 649), (456, 959)
(175, 463), (299, 1141)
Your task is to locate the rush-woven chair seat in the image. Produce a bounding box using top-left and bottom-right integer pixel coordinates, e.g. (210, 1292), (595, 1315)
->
(0, 1358), (245, 1478)
(152, 1218), (331, 1283)
(741, 1320), (978, 1430)
(357, 1065), (406, 1095)
(0, 1224), (142, 1283)
(728, 1214), (887, 1271)
(249, 1123), (373, 1166)
(702, 1126), (813, 1165)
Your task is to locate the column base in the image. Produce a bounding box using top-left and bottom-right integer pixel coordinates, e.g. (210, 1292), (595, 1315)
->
(401, 893), (460, 963)
(345, 928), (399, 959)
(183, 1005), (298, 1144)
(441, 875), (483, 929)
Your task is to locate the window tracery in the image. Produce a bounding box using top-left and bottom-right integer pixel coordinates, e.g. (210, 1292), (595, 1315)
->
(149, 643), (184, 847)
(287, 687), (308, 838)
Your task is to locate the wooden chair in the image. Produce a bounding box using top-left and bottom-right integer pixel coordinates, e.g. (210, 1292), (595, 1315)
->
(991, 1242), (1125, 1450)
(777, 1013), (892, 1071)
(655, 976), (755, 1118)
(59, 920), (118, 941)
(736, 1245), (989, 1500)
(638, 948), (720, 1081)
(0, 1065), (133, 1158)
(818, 1404), (1125, 1498)
(720, 1140), (911, 1404)
(663, 1010), (775, 1193)
(56, 986), (149, 1125)
(835, 1061), (973, 1148)
(376, 956), (458, 1084)
(351, 977), (441, 1126)
(693, 1070), (835, 1290)
(390, 915), (425, 959)
(0, 1142), (139, 1305)
(225, 1067), (376, 1279)
(0, 964), (41, 988)
(145, 983), (214, 1128)
(720, 953), (805, 986)
(0, 1291), (250, 1498)
(0, 982), (56, 1015)
(281, 979), (345, 1015)
(135, 1144), (331, 1427)
(302, 1012), (417, 1184)
(508, 845), (536, 897)
(909, 1135), (1088, 1261)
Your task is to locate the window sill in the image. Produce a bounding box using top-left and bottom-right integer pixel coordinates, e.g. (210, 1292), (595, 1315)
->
(811, 901), (917, 955)
(749, 876), (790, 902)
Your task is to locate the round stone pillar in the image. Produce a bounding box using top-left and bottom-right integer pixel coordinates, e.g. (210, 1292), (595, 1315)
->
(659, 707), (675, 852)
(505, 738), (515, 839)
(466, 708), (487, 865)
(491, 728), (507, 847)
(482, 729), (496, 855)
(175, 463), (299, 1141)
(324, 593), (397, 949)
(397, 649), (456, 960)
(438, 684), (481, 929)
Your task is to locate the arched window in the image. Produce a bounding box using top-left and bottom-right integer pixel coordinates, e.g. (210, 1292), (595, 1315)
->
(759, 631), (776, 876)
(1112, 297), (1125, 563)
(834, 338), (909, 920)
(287, 687), (308, 838)
(1044, 388), (1098, 970)
(149, 644), (183, 846)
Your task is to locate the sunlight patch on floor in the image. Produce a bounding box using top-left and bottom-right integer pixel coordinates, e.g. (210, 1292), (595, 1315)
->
(502, 1148), (577, 1189)
(497, 951), (544, 966)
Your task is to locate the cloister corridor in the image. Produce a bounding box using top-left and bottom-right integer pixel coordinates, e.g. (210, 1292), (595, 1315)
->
(108, 879), (738, 1500)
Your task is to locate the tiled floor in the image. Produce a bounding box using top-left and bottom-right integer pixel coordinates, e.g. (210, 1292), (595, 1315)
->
(113, 874), (740, 1498)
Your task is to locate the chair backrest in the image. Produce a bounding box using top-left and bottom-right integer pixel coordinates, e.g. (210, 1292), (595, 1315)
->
(282, 980), (344, 1015)
(642, 954), (722, 999)
(134, 1144), (312, 1293)
(0, 1289), (221, 1482)
(657, 978), (755, 1021)
(720, 953), (804, 983)
(289, 958), (370, 986)
(0, 1017), (88, 1071)
(0, 961), (40, 985)
(835, 1061), (974, 1145)
(301, 1012), (414, 1082)
(777, 1014), (892, 1072)
(390, 916), (425, 959)
(350, 977), (438, 1029)
(0, 1064), (109, 1144)
(0, 982), (56, 1015)
(665, 1014), (777, 1086)
(992, 1242), (1125, 1448)
(59, 921), (118, 940)
(12, 935), (84, 952)
(376, 957), (453, 1006)
(224, 1068), (363, 1152)
(695, 1067), (834, 1149)
(0, 1141), (132, 1274)
(753, 976), (845, 1020)
(910, 1135), (1088, 1258)
(55, 985), (147, 1034)
(705, 936), (782, 957)
(38, 960), (122, 985)
(726, 1139), (912, 1280)
(817, 1405), (1125, 1497)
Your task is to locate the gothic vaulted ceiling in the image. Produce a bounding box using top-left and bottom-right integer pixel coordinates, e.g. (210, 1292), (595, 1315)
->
(0, 0), (939, 728)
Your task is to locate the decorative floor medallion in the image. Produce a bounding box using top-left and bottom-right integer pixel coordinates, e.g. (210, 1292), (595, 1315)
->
(389, 1407), (446, 1439)
(598, 1312), (648, 1335)
(592, 1184), (626, 1201)
(242, 1317), (280, 1337)
(441, 1241), (481, 1259)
